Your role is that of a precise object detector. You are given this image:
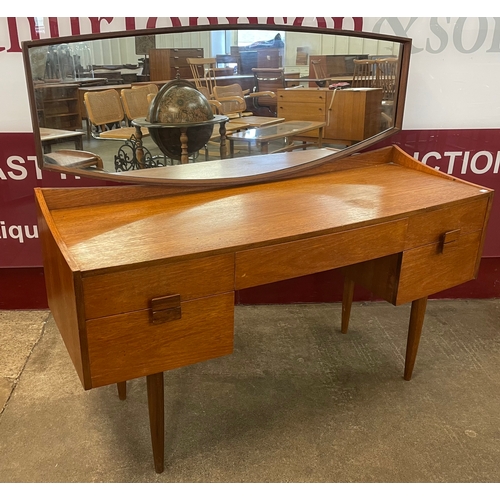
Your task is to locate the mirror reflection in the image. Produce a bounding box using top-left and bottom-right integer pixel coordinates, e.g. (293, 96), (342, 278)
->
(27, 28), (402, 177)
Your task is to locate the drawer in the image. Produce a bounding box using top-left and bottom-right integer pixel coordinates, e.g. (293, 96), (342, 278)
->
(172, 66), (194, 78)
(82, 254), (234, 319)
(277, 90), (326, 104)
(396, 230), (482, 304)
(86, 292), (234, 388)
(235, 218), (408, 289)
(169, 48), (203, 56)
(278, 103), (325, 121)
(405, 197), (488, 249)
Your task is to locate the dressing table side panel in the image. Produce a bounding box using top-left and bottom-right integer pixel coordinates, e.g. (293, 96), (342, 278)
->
(35, 192), (90, 388)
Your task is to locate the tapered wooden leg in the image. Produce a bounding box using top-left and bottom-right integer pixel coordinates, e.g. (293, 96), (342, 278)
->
(117, 381), (127, 400)
(404, 297), (428, 381)
(341, 276), (355, 334)
(147, 372), (165, 474)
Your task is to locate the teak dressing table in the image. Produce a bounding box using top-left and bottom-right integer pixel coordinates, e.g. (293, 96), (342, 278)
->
(35, 145), (493, 473)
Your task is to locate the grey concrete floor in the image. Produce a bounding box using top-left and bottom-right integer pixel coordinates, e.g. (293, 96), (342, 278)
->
(1, 299), (500, 483)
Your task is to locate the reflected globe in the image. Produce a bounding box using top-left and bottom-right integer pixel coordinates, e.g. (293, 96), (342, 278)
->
(148, 79), (215, 160)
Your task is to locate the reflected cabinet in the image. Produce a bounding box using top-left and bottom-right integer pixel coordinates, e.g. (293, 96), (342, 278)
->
(277, 87), (383, 144)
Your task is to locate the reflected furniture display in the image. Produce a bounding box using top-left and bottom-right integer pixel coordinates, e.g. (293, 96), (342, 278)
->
(34, 145), (493, 473)
(277, 87), (382, 145)
(83, 89), (150, 141)
(149, 48), (204, 81)
(251, 67), (285, 115)
(236, 47), (283, 74)
(309, 54), (368, 87)
(34, 83), (81, 131)
(40, 127), (84, 153)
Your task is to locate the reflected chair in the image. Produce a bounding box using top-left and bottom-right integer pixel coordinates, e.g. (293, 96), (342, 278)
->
(375, 58), (398, 128)
(251, 68), (285, 115)
(351, 59), (378, 88)
(84, 89), (149, 140)
(187, 57), (219, 97)
(212, 83), (275, 121)
(310, 58), (330, 87)
(132, 83), (159, 96)
(375, 58), (398, 102)
(121, 86), (155, 124)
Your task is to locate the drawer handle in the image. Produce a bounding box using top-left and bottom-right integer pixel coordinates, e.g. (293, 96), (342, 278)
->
(440, 229), (461, 253)
(149, 294), (181, 324)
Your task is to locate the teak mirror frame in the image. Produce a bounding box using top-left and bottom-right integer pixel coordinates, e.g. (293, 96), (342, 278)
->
(22, 22), (412, 187)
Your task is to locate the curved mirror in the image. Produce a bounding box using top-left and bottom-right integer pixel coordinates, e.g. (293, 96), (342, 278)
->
(23, 25), (410, 186)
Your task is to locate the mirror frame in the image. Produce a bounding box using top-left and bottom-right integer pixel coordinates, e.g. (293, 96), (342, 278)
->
(22, 22), (412, 187)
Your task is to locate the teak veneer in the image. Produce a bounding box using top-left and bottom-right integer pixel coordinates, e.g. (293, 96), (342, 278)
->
(35, 145), (493, 473)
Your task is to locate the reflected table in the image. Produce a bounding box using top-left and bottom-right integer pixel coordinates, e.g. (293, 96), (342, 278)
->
(40, 127), (84, 153)
(227, 120), (325, 156)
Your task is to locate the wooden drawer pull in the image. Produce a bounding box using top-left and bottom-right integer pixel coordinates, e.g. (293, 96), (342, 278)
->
(440, 229), (461, 252)
(149, 294), (181, 324)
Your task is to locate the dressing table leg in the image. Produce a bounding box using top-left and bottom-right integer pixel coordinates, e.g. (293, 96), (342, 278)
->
(117, 381), (127, 400)
(404, 297), (428, 381)
(341, 276), (355, 334)
(147, 372), (165, 473)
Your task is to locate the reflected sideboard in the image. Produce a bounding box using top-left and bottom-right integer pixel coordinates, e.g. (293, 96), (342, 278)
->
(34, 145), (493, 473)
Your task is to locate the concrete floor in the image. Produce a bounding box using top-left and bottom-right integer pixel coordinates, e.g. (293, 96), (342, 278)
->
(1, 299), (500, 483)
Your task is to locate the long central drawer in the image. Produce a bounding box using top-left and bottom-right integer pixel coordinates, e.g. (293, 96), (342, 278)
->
(235, 219), (408, 289)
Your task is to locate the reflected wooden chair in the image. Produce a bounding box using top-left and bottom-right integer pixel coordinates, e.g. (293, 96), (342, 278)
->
(375, 58), (398, 129)
(187, 57), (219, 97)
(375, 58), (398, 102)
(251, 68), (284, 115)
(84, 89), (149, 141)
(310, 58), (346, 88)
(310, 58), (325, 78)
(351, 59), (378, 88)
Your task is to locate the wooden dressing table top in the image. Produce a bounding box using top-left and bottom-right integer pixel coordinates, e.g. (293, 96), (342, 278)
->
(48, 154), (488, 275)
